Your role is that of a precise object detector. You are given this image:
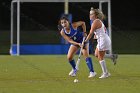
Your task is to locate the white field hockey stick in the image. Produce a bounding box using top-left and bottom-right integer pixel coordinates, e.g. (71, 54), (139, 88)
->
(75, 37), (86, 70)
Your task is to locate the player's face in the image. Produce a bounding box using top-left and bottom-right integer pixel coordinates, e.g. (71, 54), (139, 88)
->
(61, 19), (69, 28)
(89, 11), (96, 20)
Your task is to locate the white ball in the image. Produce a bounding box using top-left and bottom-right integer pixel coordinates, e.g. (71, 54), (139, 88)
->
(74, 79), (79, 83)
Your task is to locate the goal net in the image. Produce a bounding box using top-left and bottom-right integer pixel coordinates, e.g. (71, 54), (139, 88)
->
(10, 0), (112, 55)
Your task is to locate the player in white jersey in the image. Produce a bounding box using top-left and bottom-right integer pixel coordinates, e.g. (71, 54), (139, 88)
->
(85, 7), (112, 78)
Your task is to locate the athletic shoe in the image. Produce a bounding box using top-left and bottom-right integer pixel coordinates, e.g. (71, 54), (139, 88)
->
(99, 72), (111, 79)
(88, 72), (97, 78)
(112, 54), (118, 65)
(69, 69), (77, 77)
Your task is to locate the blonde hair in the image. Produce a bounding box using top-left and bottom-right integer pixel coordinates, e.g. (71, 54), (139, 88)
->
(90, 7), (105, 20)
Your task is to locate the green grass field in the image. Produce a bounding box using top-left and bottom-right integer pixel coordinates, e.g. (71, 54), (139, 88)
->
(0, 55), (140, 93)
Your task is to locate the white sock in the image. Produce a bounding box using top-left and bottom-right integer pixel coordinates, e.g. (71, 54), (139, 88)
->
(99, 60), (108, 74)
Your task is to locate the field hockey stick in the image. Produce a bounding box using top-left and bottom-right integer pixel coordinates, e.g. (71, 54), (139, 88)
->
(75, 37), (86, 70)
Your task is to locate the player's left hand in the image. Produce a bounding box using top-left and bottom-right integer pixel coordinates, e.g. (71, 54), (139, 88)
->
(78, 43), (83, 48)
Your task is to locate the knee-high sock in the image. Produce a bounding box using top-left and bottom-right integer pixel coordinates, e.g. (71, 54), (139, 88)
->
(99, 60), (108, 74)
(69, 60), (76, 70)
(86, 57), (94, 72)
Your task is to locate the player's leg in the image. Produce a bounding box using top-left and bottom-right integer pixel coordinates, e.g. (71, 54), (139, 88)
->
(94, 47), (99, 58)
(104, 37), (118, 64)
(67, 45), (79, 76)
(95, 48), (118, 65)
(82, 44), (97, 78)
(98, 49), (110, 78)
(104, 53), (118, 65)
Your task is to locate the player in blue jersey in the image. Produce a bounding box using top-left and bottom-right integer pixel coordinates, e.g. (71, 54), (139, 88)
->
(58, 16), (96, 78)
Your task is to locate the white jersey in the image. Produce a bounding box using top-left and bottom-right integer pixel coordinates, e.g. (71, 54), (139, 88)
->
(94, 19), (111, 51)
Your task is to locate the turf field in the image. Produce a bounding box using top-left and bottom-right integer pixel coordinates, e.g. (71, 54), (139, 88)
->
(0, 55), (140, 93)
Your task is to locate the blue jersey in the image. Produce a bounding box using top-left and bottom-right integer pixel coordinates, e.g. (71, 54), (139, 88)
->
(63, 24), (84, 43)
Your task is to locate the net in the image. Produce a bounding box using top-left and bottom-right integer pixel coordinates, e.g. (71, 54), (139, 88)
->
(10, 0), (112, 55)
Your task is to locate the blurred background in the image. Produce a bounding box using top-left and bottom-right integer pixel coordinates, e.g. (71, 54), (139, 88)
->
(0, 0), (140, 55)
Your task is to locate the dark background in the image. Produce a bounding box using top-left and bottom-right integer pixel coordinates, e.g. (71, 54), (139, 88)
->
(0, 0), (140, 54)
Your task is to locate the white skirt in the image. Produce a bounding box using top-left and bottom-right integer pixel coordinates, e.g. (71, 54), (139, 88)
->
(96, 36), (111, 51)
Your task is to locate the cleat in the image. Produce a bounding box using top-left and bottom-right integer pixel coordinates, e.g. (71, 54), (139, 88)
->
(69, 69), (77, 77)
(88, 72), (97, 78)
(111, 54), (118, 65)
(99, 72), (111, 79)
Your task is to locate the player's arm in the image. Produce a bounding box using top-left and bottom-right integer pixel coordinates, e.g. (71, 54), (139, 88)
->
(72, 21), (86, 33)
(85, 20), (99, 42)
(60, 30), (81, 46)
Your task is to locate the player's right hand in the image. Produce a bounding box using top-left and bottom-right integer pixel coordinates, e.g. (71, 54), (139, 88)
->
(83, 32), (87, 37)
